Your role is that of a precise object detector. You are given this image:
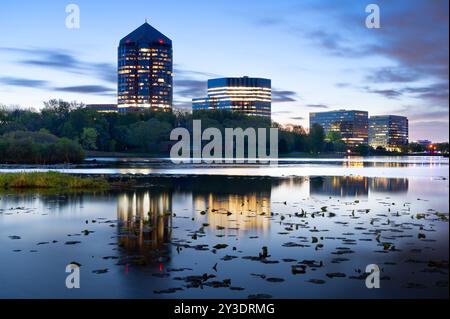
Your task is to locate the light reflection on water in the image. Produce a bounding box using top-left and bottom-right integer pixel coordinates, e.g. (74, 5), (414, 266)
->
(0, 156), (448, 179)
(0, 174), (448, 299)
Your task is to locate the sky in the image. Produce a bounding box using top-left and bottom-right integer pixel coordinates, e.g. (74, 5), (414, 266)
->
(0, 0), (448, 142)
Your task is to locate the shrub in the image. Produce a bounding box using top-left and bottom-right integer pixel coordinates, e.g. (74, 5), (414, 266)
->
(0, 131), (85, 164)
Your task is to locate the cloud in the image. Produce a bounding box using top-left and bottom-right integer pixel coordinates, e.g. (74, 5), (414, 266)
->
(335, 82), (351, 88)
(272, 89), (298, 102)
(402, 82), (449, 104)
(272, 110), (293, 115)
(174, 67), (220, 79)
(366, 67), (419, 83)
(173, 101), (193, 110)
(174, 79), (207, 98)
(253, 1), (448, 113)
(296, 1), (449, 83)
(93, 63), (117, 83)
(0, 77), (48, 88)
(21, 52), (79, 70)
(255, 17), (286, 27)
(54, 85), (115, 95)
(306, 104), (329, 109)
(305, 29), (370, 58)
(0, 47), (116, 84)
(371, 0), (449, 82)
(363, 82), (449, 105)
(0, 75), (115, 96)
(363, 87), (403, 99)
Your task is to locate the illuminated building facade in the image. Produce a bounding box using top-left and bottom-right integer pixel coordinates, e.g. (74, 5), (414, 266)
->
(369, 115), (409, 151)
(309, 110), (369, 146)
(118, 22), (173, 111)
(86, 104), (118, 113)
(192, 77), (271, 118)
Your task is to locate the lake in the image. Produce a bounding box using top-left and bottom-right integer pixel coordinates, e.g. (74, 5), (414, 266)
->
(0, 156), (448, 299)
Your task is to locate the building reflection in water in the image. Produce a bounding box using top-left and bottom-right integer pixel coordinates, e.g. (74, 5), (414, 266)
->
(310, 176), (369, 197)
(117, 191), (172, 255)
(370, 177), (409, 193)
(342, 158), (365, 168)
(310, 176), (409, 197)
(193, 192), (271, 233)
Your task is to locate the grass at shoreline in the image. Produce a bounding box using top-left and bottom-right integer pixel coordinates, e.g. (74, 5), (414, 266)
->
(0, 172), (109, 190)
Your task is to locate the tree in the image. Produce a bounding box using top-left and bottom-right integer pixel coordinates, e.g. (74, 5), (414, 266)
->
(354, 144), (370, 156)
(309, 124), (325, 153)
(0, 131), (84, 164)
(127, 118), (172, 152)
(80, 128), (98, 150)
(326, 130), (342, 143)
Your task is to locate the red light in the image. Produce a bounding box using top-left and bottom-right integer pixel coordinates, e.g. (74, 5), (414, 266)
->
(159, 39), (164, 44)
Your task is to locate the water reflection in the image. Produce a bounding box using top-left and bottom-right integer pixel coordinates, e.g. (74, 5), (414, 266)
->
(310, 176), (369, 197)
(117, 191), (172, 263)
(193, 193), (271, 232)
(370, 177), (409, 193)
(310, 176), (408, 197)
(113, 176), (411, 263)
(0, 172), (447, 299)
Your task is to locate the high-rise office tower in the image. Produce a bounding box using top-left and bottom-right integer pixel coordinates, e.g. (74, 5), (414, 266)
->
(309, 110), (369, 146)
(369, 115), (409, 151)
(192, 77), (272, 118)
(118, 22), (173, 111)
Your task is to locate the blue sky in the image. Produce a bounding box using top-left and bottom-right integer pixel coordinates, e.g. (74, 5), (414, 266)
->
(0, 0), (448, 141)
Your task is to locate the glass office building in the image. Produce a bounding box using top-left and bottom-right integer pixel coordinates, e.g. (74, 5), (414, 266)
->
(118, 22), (173, 111)
(309, 110), (369, 146)
(192, 77), (271, 118)
(369, 115), (409, 151)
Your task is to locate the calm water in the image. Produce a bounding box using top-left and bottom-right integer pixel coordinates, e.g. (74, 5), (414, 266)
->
(0, 157), (448, 299)
(1, 156), (449, 178)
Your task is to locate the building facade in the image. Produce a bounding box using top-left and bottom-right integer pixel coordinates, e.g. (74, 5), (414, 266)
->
(309, 110), (369, 146)
(118, 22), (173, 111)
(192, 77), (271, 118)
(415, 140), (432, 147)
(86, 104), (118, 113)
(369, 115), (409, 151)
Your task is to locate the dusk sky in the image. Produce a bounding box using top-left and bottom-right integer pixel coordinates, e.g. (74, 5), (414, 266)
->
(0, 0), (448, 141)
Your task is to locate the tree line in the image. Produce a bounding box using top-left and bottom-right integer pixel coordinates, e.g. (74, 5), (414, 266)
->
(0, 99), (448, 164)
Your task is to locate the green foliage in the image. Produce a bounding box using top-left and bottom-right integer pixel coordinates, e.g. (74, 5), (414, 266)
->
(353, 144), (370, 156)
(309, 123), (325, 153)
(5, 100), (445, 158)
(80, 127), (98, 150)
(0, 172), (108, 189)
(0, 131), (85, 164)
(326, 130), (342, 143)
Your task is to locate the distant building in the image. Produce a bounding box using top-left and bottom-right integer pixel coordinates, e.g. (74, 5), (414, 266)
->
(309, 110), (369, 146)
(415, 139), (432, 147)
(369, 115), (409, 151)
(118, 22), (173, 111)
(86, 104), (118, 113)
(192, 76), (271, 118)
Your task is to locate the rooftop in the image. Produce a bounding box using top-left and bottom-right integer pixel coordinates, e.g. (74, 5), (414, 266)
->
(119, 22), (172, 46)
